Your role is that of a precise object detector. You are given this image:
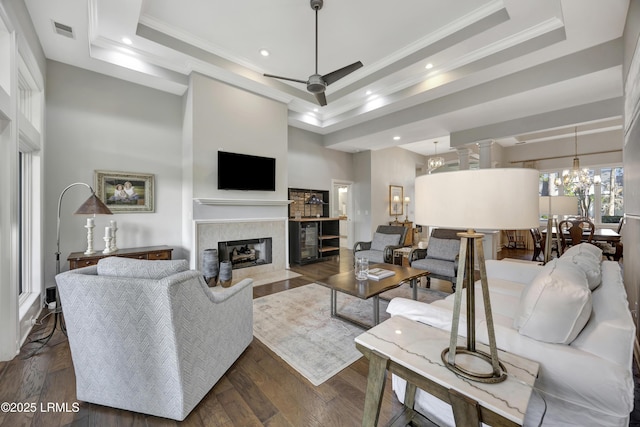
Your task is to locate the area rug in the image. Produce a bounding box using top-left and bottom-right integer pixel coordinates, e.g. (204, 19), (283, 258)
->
(252, 282), (449, 386)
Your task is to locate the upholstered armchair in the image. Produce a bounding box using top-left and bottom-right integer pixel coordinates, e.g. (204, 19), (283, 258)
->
(353, 225), (408, 264)
(56, 257), (253, 421)
(409, 228), (462, 291)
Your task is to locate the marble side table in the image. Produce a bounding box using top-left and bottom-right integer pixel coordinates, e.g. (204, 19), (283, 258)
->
(355, 316), (539, 427)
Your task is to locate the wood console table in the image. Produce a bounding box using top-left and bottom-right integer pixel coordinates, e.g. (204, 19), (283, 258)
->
(67, 245), (173, 270)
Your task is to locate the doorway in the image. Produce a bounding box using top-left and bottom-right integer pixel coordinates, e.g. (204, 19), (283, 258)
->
(331, 180), (353, 249)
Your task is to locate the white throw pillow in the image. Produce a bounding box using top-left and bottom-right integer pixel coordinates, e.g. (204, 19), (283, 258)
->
(562, 242), (603, 261)
(513, 259), (592, 344)
(558, 252), (602, 290)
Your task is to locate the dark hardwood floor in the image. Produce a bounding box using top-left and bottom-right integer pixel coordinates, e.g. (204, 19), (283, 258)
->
(3, 246), (627, 426)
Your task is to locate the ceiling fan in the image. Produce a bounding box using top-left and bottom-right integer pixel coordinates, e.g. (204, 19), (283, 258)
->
(263, 0), (363, 106)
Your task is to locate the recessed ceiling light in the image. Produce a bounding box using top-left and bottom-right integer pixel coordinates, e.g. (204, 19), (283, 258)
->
(425, 63), (433, 69)
(366, 90), (372, 96)
(122, 37), (133, 45)
(313, 108), (319, 112)
(259, 49), (270, 57)
(393, 136), (401, 141)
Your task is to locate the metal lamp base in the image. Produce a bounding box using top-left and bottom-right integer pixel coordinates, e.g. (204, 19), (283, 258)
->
(442, 347), (507, 384)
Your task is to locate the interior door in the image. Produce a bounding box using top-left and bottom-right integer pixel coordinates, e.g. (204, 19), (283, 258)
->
(331, 180), (353, 249)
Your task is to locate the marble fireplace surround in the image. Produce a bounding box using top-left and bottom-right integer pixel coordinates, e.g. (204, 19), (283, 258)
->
(195, 218), (287, 283)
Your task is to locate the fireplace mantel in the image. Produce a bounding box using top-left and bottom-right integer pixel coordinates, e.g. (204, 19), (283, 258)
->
(194, 198), (292, 206)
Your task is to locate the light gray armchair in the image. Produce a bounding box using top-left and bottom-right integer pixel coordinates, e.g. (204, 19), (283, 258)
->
(353, 225), (408, 264)
(56, 257), (253, 421)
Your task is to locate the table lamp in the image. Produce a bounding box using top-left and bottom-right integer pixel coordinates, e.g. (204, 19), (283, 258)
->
(415, 168), (539, 383)
(539, 195), (578, 263)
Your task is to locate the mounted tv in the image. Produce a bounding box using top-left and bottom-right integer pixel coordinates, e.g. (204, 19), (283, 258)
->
(218, 151), (276, 191)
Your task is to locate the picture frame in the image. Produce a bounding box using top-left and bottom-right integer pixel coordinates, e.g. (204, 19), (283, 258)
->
(95, 170), (155, 213)
(389, 185), (403, 216)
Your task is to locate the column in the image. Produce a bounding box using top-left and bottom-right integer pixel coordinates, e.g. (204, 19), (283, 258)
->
(478, 140), (494, 169)
(456, 148), (471, 170)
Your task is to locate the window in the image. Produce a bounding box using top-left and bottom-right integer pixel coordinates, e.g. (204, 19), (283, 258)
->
(539, 166), (624, 224)
(599, 167), (624, 223)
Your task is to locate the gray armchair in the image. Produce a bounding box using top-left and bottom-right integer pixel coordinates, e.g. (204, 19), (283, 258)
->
(56, 257), (253, 421)
(410, 228), (462, 291)
(353, 225), (408, 264)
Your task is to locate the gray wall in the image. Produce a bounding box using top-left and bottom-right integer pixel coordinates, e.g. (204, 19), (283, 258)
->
(623, 0), (640, 331)
(44, 61), (184, 287)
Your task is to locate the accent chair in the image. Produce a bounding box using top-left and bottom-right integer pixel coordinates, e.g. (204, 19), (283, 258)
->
(353, 225), (408, 264)
(56, 257), (253, 421)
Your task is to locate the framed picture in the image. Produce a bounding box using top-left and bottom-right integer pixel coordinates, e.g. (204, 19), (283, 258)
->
(95, 170), (154, 213)
(389, 185), (403, 216)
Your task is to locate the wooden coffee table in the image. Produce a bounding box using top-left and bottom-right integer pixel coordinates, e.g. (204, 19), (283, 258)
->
(316, 264), (429, 329)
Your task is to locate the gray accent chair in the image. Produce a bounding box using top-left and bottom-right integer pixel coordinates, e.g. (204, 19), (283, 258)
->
(353, 225), (408, 264)
(410, 228), (463, 291)
(56, 257), (253, 421)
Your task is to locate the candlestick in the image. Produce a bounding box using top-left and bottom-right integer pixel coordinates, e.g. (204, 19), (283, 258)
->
(105, 226), (111, 237)
(103, 235), (113, 254)
(110, 221), (118, 252)
(84, 220), (95, 255)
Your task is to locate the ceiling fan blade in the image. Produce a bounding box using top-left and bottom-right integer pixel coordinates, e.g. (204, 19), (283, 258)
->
(322, 61), (363, 86)
(263, 74), (308, 85)
(314, 92), (327, 106)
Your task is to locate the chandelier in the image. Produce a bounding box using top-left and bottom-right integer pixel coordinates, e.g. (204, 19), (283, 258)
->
(554, 126), (601, 217)
(428, 141), (445, 172)
(556, 127), (593, 189)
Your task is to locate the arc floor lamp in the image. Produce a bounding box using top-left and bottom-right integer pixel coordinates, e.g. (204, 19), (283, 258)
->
(27, 182), (112, 357)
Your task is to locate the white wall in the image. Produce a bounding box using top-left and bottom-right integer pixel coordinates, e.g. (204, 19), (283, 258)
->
(287, 126), (354, 190)
(188, 73), (289, 223)
(44, 61), (184, 287)
(371, 147), (425, 232)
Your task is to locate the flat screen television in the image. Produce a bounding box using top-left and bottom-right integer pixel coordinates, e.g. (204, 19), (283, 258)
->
(218, 151), (276, 191)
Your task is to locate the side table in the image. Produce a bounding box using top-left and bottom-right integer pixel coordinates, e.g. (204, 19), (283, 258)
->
(355, 316), (539, 427)
(392, 247), (413, 266)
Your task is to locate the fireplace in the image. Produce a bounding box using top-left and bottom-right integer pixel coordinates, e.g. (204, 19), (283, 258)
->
(195, 218), (286, 282)
(218, 237), (273, 270)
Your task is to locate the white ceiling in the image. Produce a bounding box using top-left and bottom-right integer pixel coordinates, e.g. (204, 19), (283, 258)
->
(24, 0), (629, 155)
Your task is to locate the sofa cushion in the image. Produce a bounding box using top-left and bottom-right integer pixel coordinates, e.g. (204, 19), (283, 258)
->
(558, 252), (601, 290)
(370, 232), (401, 251)
(97, 257), (189, 279)
(562, 242), (603, 260)
(425, 237), (459, 261)
(513, 259), (592, 344)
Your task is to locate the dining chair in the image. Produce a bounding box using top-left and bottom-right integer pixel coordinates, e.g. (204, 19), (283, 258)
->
(530, 228), (544, 261)
(558, 218), (595, 253)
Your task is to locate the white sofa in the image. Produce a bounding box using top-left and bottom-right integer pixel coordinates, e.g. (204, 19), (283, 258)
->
(387, 244), (635, 426)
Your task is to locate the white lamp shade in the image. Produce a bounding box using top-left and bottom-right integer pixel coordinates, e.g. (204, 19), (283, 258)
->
(415, 168), (540, 230)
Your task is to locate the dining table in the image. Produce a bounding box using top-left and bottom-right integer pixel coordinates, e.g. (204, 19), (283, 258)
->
(541, 227), (621, 243)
